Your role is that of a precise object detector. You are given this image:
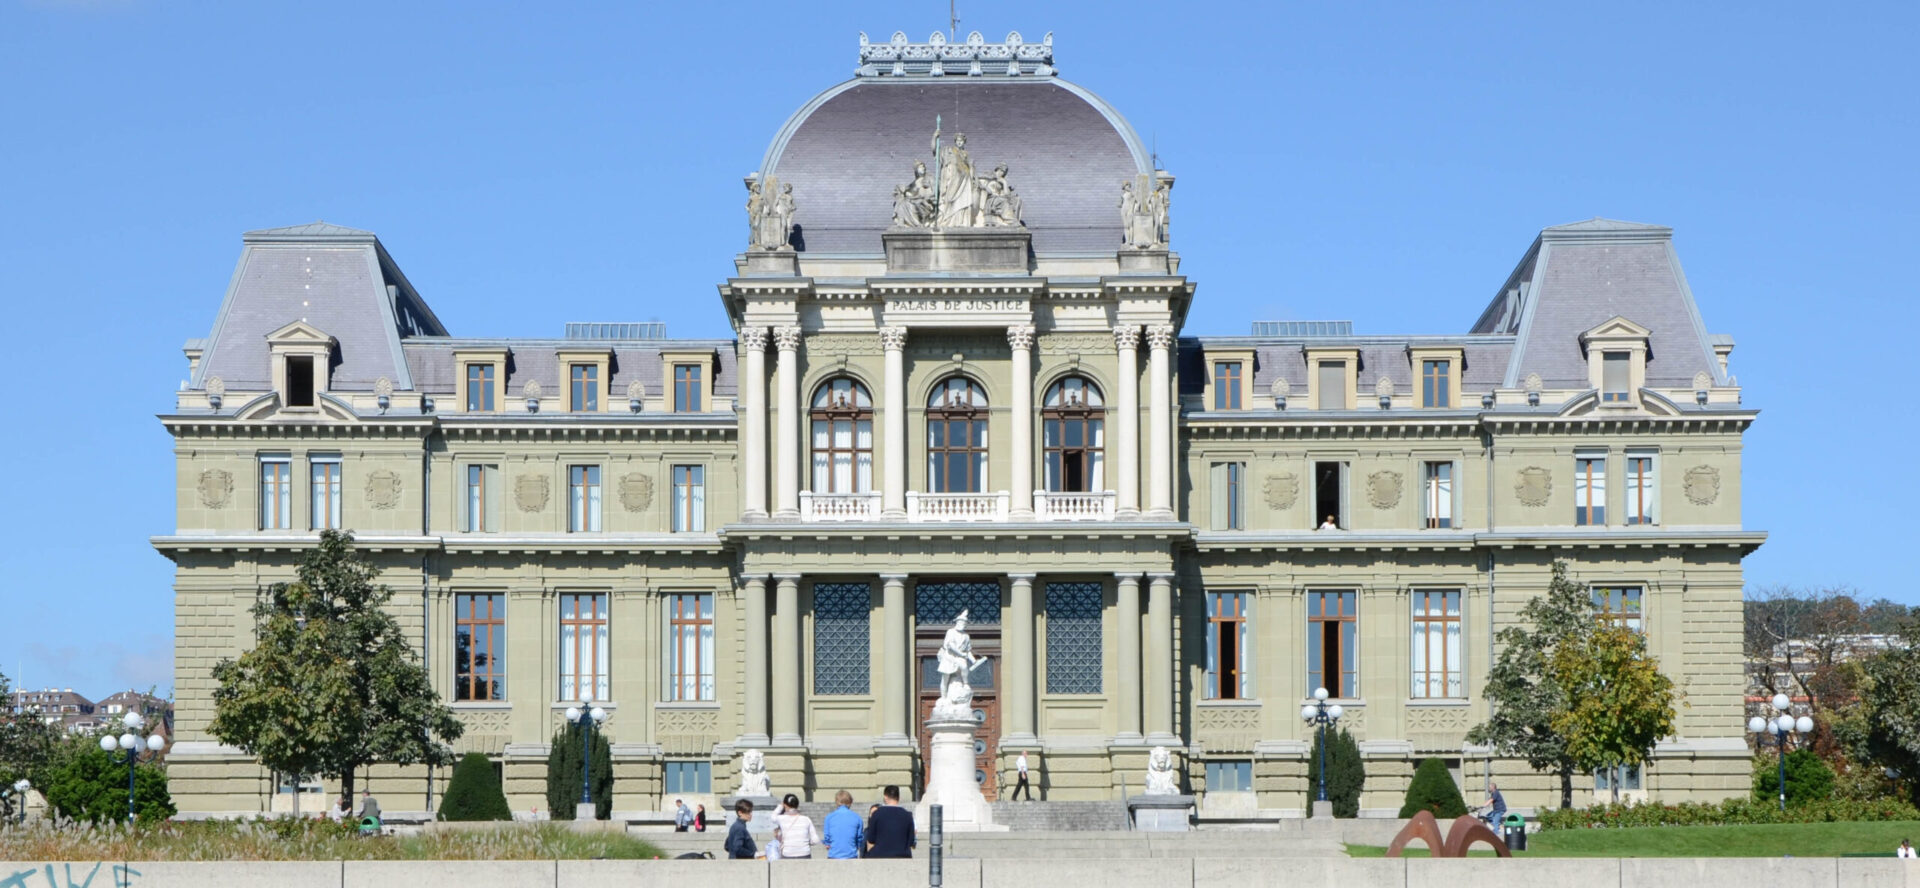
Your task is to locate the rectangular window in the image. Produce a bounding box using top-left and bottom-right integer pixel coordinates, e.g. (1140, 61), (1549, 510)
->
(1314, 461), (1348, 530)
(666, 593), (714, 702)
(1596, 763), (1642, 792)
(309, 454), (342, 530)
(1210, 462), (1246, 530)
(671, 465), (705, 532)
(1602, 352), (1630, 402)
(1205, 760), (1253, 793)
(454, 593), (505, 701)
(568, 466), (602, 532)
(1626, 454), (1657, 526)
(1594, 586), (1644, 634)
(1575, 456), (1606, 526)
(1411, 590), (1463, 698)
(1422, 461), (1454, 529)
(812, 583), (871, 695)
(1306, 590), (1358, 698)
(1205, 592), (1250, 700)
(664, 761), (712, 794)
(1212, 361), (1242, 410)
(558, 593), (609, 701)
(259, 455), (292, 530)
(1045, 582), (1104, 694)
(1421, 360), (1451, 408)
(1316, 361), (1348, 409)
(466, 364), (495, 412)
(570, 364), (599, 412)
(465, 464), (499, 533)
(674, 364), (703, 413)
(285, 356), (315, 407)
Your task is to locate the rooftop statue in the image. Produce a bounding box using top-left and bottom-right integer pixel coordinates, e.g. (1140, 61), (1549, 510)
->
(748, 176), (795, 250)
(892, 120), (1025, 230)
(1121, 175), (1171, 249)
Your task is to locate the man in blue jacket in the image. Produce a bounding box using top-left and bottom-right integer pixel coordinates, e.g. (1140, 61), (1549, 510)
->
(723, 799), (757, 859)
(822, 790), (864, 859)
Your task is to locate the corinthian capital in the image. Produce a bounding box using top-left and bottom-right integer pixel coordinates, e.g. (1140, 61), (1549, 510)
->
(1145, 324), (1176, 350)
(1112, 324), (1141, 350)
(740, 326), (769, 351)
(1006, 324), (1037, 351)
(879, 326), (908, 352)
(773, 325), (803, 352)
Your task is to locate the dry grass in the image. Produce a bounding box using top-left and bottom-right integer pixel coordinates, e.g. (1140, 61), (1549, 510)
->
(0, 820), (664, 861)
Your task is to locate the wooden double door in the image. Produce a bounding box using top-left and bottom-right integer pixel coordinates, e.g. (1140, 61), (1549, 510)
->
(917, 630), (1000, 800)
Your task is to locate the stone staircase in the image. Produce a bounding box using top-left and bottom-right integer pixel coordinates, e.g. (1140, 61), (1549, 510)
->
(988, 800), (1127, 831)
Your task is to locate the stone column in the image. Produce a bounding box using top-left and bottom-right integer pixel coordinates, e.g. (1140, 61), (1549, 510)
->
(772, 574), (802, 744)
(880, 573), (911, 742)
(1146, 572), (1176, 742)
(1008, 325), (1036, 518)
(1116, 573), (1143, 741)
(1005, 573), (1037, 742)
(773, 326), (803, 518)
(741, 575), (769, 744)
(1145, 325), (1176, 517)
(881, 326), (909, 518)
(1113, 325), (1141, 516)
(741, 328), (769, 519)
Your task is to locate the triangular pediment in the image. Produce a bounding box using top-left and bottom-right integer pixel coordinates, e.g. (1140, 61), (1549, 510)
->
(1580, 315), (1651, 342)
(265, 320), (337, 346)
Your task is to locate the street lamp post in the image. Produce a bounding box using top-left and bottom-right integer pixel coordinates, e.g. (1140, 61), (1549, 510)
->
(564, 703), (608, 820)
(3, 779), (29, 826)
(1299, 686), (1344, 816)
(98, 711), (166, 825)
(1747, 692), (1812, 813)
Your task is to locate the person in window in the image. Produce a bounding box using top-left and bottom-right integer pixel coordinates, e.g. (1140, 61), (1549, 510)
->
(772, 793), (820, 859)
(723, 800), (757, 860)
(1319, 514), (1339, 530)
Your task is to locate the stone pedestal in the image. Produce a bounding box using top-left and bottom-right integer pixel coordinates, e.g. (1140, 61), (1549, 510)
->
(915, 716), (1007, 832)
(1116, 247), (1170, 274)
(1127, 794), (1195, 831)
(574, 802), (596, 821)
(883, 229), (1031, 274)
(1310, 800), (1334, 820)
(743, 249), (798, 276)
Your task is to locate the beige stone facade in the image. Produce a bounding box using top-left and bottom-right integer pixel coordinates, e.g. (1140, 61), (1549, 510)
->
(156, 34), (1759, 818)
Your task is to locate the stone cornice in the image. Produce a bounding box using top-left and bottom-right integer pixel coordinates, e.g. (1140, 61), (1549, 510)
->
(1191, 528), (1766, 554)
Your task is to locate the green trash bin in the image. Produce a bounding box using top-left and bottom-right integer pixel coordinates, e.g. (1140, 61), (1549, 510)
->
(358, 815), (381, 837)
(1502, 814), (1526, 852)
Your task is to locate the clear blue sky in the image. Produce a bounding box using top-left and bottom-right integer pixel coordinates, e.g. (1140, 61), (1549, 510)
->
(1, 1), (1912, 699)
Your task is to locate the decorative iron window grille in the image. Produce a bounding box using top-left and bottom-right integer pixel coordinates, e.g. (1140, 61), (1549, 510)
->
(915, 581), (1001, 626)
(812, 583), (872, 695)
(1045, 582), (1103, 694)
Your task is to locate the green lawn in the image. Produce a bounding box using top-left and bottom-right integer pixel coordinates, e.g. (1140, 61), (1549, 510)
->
(1347, 820), (1920, 858)
(0, 822), (666, 861)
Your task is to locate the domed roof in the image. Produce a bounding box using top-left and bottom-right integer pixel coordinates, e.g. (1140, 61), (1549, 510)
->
(759, 33), (1153, 257)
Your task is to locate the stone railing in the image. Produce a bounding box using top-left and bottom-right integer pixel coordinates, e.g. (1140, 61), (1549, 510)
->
(798, 491), (882, 521)
(1033, 490), (1117, 520)
(907, 491), (1010, 522)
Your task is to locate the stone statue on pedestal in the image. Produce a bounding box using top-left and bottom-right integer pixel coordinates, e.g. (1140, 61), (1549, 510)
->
(933, 610), (986, 720)
(892, 123), (1024, 231)
(737, 748), (771, 797)
(917, 611), (1005, 832)
(1120, 176), (1171, 249)
(1144, 746), (1179, 795)
(748, 177), (795, 251)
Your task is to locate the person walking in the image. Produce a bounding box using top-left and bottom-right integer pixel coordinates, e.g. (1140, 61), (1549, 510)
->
(1011, 751), (1034, 801)
(674, 798), (692, 832)
(822, 790), (864, 859)
(864, 785), (916, 858)
(694, 804), (708, 832)
(723, 800), (757, 859)
(771, 793), (820, 859)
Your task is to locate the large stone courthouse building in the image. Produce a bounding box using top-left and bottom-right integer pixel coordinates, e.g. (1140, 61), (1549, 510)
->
(156, 32), (1760, 817)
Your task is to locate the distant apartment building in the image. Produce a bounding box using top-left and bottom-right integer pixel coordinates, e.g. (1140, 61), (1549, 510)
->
(10, 688), (96, 733)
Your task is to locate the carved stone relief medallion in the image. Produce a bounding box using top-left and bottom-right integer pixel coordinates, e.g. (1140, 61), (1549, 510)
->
(363, 470), (403, 510)
(1263, 472), (1299, 511)
(1515, 466), (1553, 507)
(1684, 465), (1721, 505)
(1366, 470), (1403, 510)
(515, 474), (550, 513)
(619, 473), (654, 512)
(196, 469), (234, 508)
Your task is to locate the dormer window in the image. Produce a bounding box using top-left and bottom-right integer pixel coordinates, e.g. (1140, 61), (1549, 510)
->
(265, 320), (335, 410)
(1602, 352), (1630, 403)
(1213, 362), (1242, 409)
(570, 364), (600, 412)
(1580, 317), (1650, 409)
(285, 356), (316, 407)
(674, 364), (704, 412)
(454, 348), (509, 414)
(467, 364), (495, 412)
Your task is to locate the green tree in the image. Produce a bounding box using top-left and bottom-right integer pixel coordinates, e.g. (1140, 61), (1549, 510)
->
(545, 722), (612, 820)
(0, 669), (61, 789)
(1551, 621), (1680, 804)
(44, 738), (175, 825)
(1306, 726), (1364, 818)
(1862, 623), (1920, 803)
(1467, 560), (1593, 809)
(210, 530), (461, 804)
(1753, 748), (1836, 807)
(1399, 757), (1469, 818)
(438, 753), (511, 821)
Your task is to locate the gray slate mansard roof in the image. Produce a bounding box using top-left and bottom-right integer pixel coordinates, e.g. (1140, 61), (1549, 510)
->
(761, 77), (1153, 256)
(402, 338), (738, 400)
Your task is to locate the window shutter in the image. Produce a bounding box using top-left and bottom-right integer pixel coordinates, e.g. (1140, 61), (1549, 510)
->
(1317, 362), (1346, 409)
(1338, 462), (1351, 529)
(1603, 352), (1629, 395)
(486, 466), (503, 532)
(1210, 463), (1230, 530)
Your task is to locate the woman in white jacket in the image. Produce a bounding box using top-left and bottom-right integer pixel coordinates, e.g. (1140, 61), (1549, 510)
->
(770, 793), (821, 859)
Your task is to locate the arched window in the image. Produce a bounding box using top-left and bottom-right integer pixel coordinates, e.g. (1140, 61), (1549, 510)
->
(810, 377), (873, 493)
(927, 376), (988, 493)
(1043, 376), (1105, 492)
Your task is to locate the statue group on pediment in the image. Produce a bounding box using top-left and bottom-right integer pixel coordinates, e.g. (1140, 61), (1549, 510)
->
(892, 128), (1024, 230)
(1121, 175), (1172, 249)
(745, 176), (796, 251)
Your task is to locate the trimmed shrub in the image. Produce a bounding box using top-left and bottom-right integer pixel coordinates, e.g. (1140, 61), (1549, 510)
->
(1535, 795), (1920, 830)
(439, 753), (511, 821)
(545, 723), (612, 820)
(44, 742), (175, 825)
(1305, 726), (1364, 818)
(1752, 749), (1836, 808)
(1398, 757), (1469, 819)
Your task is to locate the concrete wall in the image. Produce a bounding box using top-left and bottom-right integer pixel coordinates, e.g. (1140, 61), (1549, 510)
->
(6, 858), (1915, 888)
